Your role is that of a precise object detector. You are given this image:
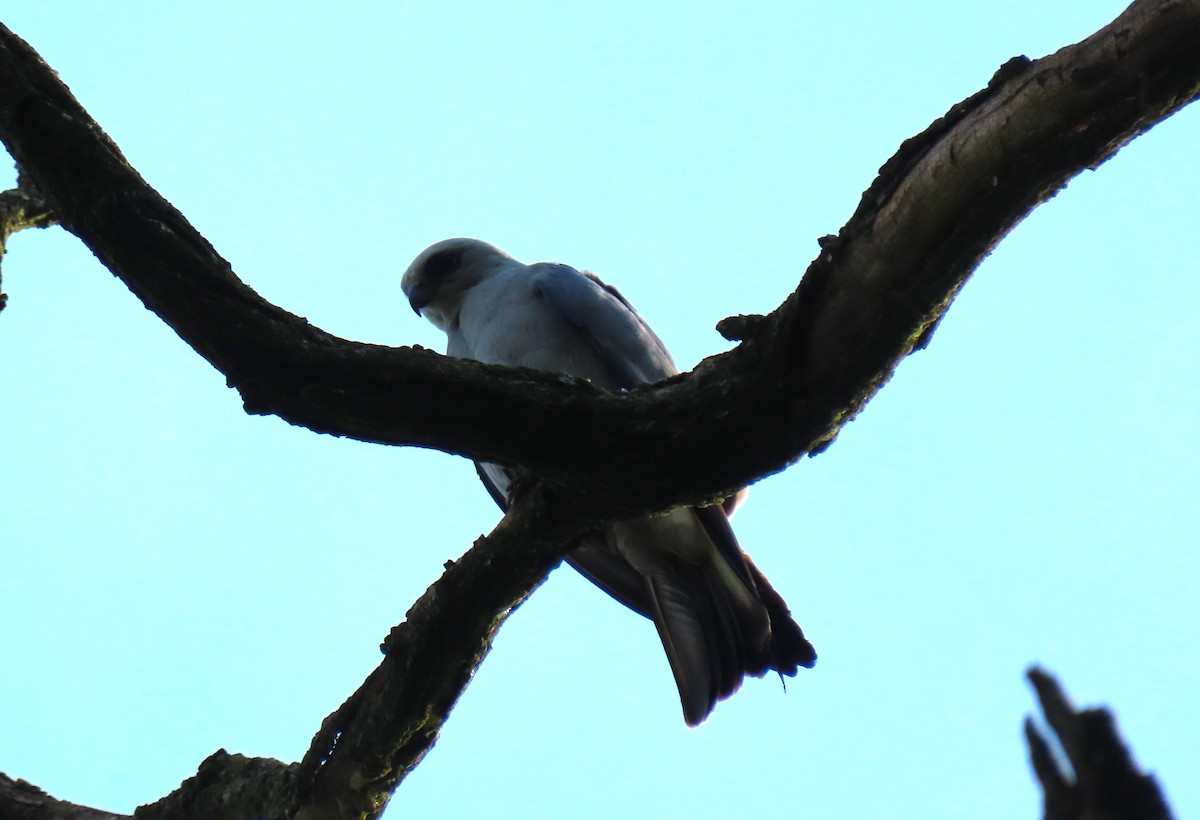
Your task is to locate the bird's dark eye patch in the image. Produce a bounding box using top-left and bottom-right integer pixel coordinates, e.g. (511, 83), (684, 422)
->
(423, 249), (463, 281)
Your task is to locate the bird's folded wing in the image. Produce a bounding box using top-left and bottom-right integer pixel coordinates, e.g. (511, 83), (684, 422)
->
(531, 264), (677, 388)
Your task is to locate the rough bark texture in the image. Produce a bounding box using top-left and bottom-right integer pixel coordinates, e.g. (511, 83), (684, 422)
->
(1025, 668), (1174, 820)
(0, 774), (129, 820)
(292, 483), (587, 820)
(135, 753), (299, 820)
(0, 170), (55, 312)
(1, 2), (1197, 517)
(0, 1), (1196, 818)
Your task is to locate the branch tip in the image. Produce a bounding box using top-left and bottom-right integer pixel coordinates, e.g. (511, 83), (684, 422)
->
(1023, 666), (1174, 820)
(716, 313), (769, 342)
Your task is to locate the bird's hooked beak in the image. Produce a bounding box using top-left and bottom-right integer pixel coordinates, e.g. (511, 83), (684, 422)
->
(407, 281), (437, 316)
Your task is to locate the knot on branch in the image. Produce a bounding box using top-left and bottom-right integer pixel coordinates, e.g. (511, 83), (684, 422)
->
(0, 170), (56, 236)
(989, 55), (1034, 90)
(716, 313), (769, 342)
(137, 750), (299, 820)
(0, 166), (58, 313)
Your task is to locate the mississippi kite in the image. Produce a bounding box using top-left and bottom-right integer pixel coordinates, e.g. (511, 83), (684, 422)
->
(402, 238), (816, 725)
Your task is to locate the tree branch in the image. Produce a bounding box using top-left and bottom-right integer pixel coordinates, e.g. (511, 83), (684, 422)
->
(1, 0), (1197, 516)
(292, 481), (590, 820)
(0, 169), (56, 313)
(123, 481), (591, 820)
(1024, 667), (1173, 820)
(0, 1), (1197, 818)
(0, 773), (128, 820)
(135, 753), (297, 820)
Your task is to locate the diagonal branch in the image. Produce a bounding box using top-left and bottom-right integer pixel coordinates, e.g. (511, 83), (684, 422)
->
(1, 0), (1198, 518)
(292, 481), (590, 820)
(129, 481), (592, 820)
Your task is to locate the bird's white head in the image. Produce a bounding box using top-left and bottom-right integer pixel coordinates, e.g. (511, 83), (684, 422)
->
(401, 238), (518, 331)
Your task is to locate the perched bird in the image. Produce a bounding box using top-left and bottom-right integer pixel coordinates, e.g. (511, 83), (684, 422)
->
(402, 238), (816, 725)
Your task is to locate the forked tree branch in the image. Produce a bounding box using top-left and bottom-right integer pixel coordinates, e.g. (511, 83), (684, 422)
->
(1, 2), (1197, 516)
(0, 1), (1196, 818)
(1025, 668), (1173, 820)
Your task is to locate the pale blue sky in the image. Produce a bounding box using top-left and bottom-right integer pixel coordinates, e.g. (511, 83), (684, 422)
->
(2, 4), (1196, 818)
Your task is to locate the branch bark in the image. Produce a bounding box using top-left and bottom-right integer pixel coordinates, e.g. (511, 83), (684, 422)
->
(0, 1), (1197, 818)
(1, 0), (1197, 516)
(0, 773), (128, 820)
(292, 482), (588, 820)
(0, 169), (55, 312)
(1025, 668), (1174, 820)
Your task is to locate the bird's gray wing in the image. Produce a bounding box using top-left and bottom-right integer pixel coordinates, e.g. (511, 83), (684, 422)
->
(524, 265), (768, 625)
(564, 537), (656, 617)
(524, 264), (694, 617)
(473, 461), (509, 509)
(530, 264), (677, 388)
(535, 263), (749, 515)
(473, 462), (655, 617)
(690, 504), (760, 593)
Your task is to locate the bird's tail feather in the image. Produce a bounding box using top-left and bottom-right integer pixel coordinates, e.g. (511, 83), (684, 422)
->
(647, 572), (715, 726)
(743, 554), (818, 675)
(645, 552), (816, 726)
